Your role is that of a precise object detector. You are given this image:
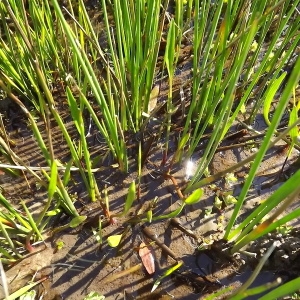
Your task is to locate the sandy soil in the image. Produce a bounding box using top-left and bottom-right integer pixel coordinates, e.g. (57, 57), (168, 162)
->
(1, 100), (299, 299)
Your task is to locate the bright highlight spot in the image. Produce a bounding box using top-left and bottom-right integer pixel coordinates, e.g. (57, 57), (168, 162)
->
(185, 160), (195, 180)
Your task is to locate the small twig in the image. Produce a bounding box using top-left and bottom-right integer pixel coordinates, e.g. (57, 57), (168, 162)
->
(52, 263), (85, 271)
(164, 173), (184, 199)
(141, 225), (177, 260)
(170, 218), (198, 240)
(215, 141), (261, 153)
(101, 263), (142, 284)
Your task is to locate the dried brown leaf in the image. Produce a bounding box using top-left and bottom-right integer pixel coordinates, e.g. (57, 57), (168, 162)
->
(138, 242), (155, 275)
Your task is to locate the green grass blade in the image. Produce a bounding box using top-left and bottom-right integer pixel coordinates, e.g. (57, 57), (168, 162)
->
(0, 220), (22, 258)
(0, 194), (31, 230)
(51, 0), (127, 171)
(151, 261), (183, 292)
(263, 72), (287, 126)
(21, 201), (43, 241)
(152, 203), (186, 221)
(228, 169), (300, 244)
(48, 160), (58, 200)
(231, 241), (279, 299)
(259, 277), (300, 300)
(123, 181), (136, 216)
(6, 277), (47, 300)
(237, 279), (281, 299)
(224, 53), (300, 239)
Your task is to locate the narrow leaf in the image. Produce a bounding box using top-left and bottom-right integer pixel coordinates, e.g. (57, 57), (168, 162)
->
(146, 210), (153, 223)
(19, 290), (36, 300)
(123, 181), (136, 215)
(259, 277), (300, 300)
(288, 103), (298, 147)
(7, 277), (47, 300)
(66, 87), (80, 131)
(151, 261), (183, 292)
(178, 133), (190, 151)
(69, 215), (87, 228)
(83, 292), (105, 300)
(164, 19), (176, 75)
(62, 159), (74, 186)
(184, 189), (203, 205)
(152, 202), (185, 221)
(48, 160), (57, 200)
(263, 72), (287, 126)
(45, 208), (61, 216)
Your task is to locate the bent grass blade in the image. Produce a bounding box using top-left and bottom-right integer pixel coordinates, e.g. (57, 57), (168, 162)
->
(151, 260), (183, 293)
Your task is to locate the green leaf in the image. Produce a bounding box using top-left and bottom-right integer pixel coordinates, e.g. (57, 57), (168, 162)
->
(164, 19), (176, 75)
(224, 194), (237, 205)
(21, 201), (43, 240)
(263, 72), (287, 126)
(184, 189), (203, 205)
(230, 279), (280, 300)
(288, 101), (298, 147)
(56, 240), (65, 250)
(0, 194), (31, 230)
(66, 87), (81, 132)
(48, 160), (58, 200)
(225, 50), (300, 240)
(240, 103), (246, 114)
(229, 168), (300, 246)
(152, 202), (185, 221)
(107, 234), (122, 247)
(259, 277), (300, 300)
(174, 133), (191, 163)
(151, 261), (183, 292)
(146, 210), (153, 223)
(123, 181), (136, 215)
(178, 133), (190, 150)
(45, 208), (61, 216)
(19, 290), (36, 300)
(69, 216), (87, 228)
(205, 286), (235, 300)
(63, 159), (74, 186)
(83, 292), (105, 300)
(7, 277), (46, 300)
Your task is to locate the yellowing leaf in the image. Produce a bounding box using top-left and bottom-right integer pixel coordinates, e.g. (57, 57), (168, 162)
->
(148, 85), (160, 113)
(107, 234), (122, 247)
